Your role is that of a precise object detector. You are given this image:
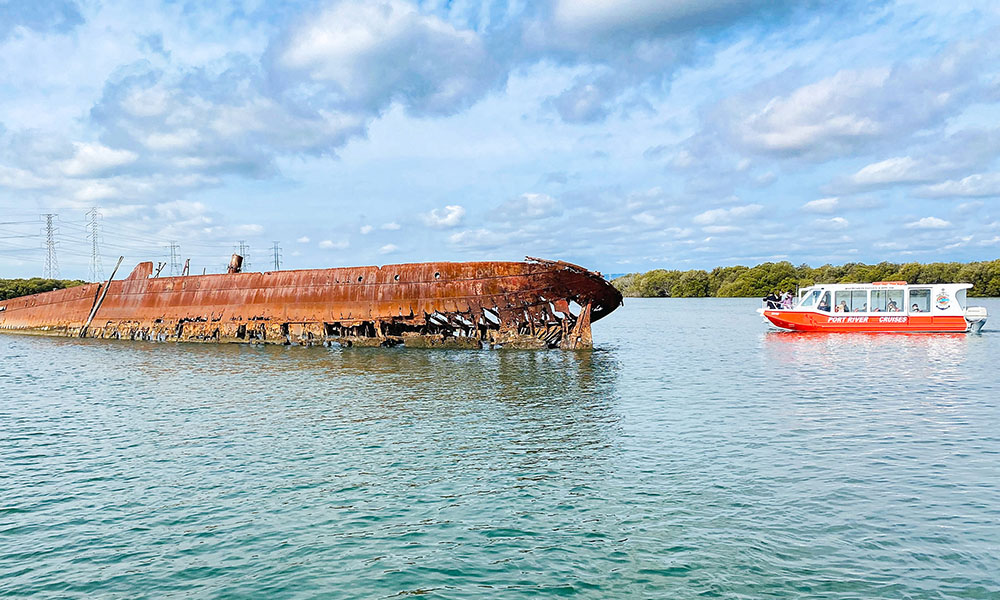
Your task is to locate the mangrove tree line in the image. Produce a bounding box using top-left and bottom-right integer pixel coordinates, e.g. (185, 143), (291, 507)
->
(0, 278), (87, 301)
(611, 260), (1000, 298)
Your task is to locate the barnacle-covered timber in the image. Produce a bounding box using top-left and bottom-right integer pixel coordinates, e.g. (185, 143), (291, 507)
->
(0, 256), (622, 349)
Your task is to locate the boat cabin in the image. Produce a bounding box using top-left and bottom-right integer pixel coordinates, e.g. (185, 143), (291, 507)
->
(793, 282), (970, 316)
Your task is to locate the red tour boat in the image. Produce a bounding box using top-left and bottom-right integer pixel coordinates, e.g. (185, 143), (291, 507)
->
(758, 281), (989, 333)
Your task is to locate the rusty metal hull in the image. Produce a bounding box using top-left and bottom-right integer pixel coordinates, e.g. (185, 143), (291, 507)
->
(0, 257), (622, 349)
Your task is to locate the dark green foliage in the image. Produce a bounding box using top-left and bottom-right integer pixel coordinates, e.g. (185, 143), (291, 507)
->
(612, 260), (1000, 298)
(0, 278), (87, 301)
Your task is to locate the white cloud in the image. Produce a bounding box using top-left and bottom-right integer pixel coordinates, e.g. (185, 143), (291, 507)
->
(847, 156), (929, 187)
(423, 204), (465, 228)
(956, 201), (984, 213)
(497, 193), (562, 220)
(319, 239), (349, 249)
(154, 200), (209, 221)
(359, 225), (373, 234)
(91, 59), (370, 180)
(545, 0), (794, 46)
(0, 165), (51, 189)
(735, 68), (890, 153)
(73, 180), (120, 202)
(941, 236), (972, 250)
(144, 129), (201, 152)
(59, 142), (137, 177)
(448, 228), (506, 250)
(379, 244), (398, 254)
(814, 216), (849, 230)
(918, 173), (1000, 198)
(802, 197), (839, 214)
(905, 217), (951, 229)
(274, 0), (496, 116)
(720, 44), (988, 158)
(381, 222), (401, 230)
(297, 236), (310, 243)
(692, 203), (763, 225)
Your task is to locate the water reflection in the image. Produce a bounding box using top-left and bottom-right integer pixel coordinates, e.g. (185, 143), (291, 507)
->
(13, 334), (625, 451)
(4, 300), (1000, 599)
(760, 330), (969, 369)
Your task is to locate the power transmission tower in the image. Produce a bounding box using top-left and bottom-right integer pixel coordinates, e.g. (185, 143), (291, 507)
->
(42, 213), (58, 279)
(168, 242), (180, 276)
(86, 207), (104, 282)
(271, 241), (281, 271)
(236, 240), (251, 271)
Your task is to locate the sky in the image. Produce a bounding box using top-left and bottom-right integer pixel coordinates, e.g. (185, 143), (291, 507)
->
(1, 0), (999, 280)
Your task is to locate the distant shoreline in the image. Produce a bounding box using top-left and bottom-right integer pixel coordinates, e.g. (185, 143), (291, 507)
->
(1, 277), (86, 301)
(612, 259), (1000, 298)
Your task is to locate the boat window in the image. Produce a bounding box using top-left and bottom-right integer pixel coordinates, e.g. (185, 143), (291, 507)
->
(871, 289), (904, 312)
(834, 290), (868, 312)
(909, 288), (931, 313)
(834, 291), (848, 312)
(798, 290), (821, 308)
(853, 290), (867, 312)
(817, 291), (832, 312)
(956, 288), (967, 310)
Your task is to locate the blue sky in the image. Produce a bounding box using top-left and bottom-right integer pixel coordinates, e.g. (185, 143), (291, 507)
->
(1, 0), (999, 279)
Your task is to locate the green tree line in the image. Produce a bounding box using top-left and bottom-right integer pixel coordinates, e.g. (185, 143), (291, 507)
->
(612, 260), (1000, 298)
(0, 278), (87, 301)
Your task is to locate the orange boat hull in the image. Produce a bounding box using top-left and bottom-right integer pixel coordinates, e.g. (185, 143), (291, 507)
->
(762, 310), (968, 333)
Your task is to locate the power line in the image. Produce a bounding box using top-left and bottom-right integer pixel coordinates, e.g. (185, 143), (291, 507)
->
(272, 241), (281, 271)
(86, 207), (104, 282)
(1, 209), (269, 278)
(168, 241), (180, 276)
(42, 213), (58, 279)
(236, 240), (251, 271)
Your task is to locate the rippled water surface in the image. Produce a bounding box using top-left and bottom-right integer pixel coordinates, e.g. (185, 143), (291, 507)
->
(2, 298), (999, 599)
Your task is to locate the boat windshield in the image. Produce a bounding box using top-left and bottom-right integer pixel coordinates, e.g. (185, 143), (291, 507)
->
(798, 290), (821, 309)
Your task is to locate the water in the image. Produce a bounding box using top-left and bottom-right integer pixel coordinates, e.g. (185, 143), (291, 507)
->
(2, 298), (998, 599)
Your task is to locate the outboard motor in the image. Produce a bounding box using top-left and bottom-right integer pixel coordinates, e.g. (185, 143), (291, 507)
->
(965, 306), (988, 333)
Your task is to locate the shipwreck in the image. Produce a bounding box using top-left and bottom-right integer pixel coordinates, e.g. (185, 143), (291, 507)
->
(0, 256), (622, 349)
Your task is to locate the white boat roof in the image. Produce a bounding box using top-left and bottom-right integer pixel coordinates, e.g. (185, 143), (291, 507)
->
(800, 281), (972, 292)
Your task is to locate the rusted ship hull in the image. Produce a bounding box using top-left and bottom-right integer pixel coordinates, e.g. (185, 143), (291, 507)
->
(0, 257), (622, 349)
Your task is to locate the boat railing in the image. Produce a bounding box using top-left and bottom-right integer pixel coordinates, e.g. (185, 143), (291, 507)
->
(761, 299), (794, 310)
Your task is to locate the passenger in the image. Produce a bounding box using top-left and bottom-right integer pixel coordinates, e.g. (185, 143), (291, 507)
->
(887, 300), (899, 312)
(911, 303), (920, 312)
(817, 296), (831, 312)
(781, 292), (793, 309)
(763, 291), (779, 309)
(838, 300), (849, 313)
(861, 303), (867, 312)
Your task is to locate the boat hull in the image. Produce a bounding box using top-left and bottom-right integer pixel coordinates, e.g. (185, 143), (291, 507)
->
(0, 257), (622, 349)
(761, 309), (969, 333)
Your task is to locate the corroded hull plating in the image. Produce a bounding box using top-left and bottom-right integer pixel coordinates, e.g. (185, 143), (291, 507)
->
(0, 257), (622, 349)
